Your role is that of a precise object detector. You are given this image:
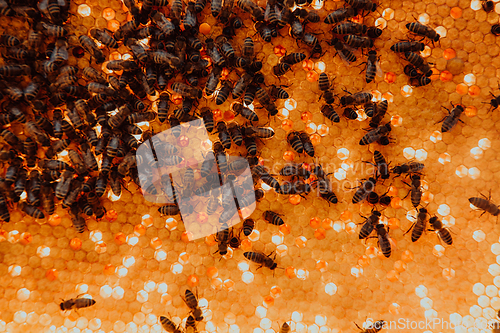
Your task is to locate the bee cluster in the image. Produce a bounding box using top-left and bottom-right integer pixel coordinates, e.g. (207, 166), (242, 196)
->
(0, 0), (500, 330)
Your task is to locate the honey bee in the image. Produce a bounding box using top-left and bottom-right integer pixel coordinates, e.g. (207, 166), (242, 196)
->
(365, 50), (381, 83)
(244, 251), (279, 270)
(410, 74), (431, 87)
(324, 7), (357, 24)
(492, 24), (500, 36)
(232, 103), (259, 122)
(287, 131), (303, 154)
(406, 22), (440, 42)
(242, 218), (255, 236)
(272, 63), (291, 77)
(60, 295), (96, 312)
(469, 192), (500, 217)
(404, 52), (432, 77)
(299, 132), (314, 157)
(280, 322), (291, 333)
(429, 216), (453, 245)
(341, 91), (373, 107)
(182, 289), (203, 321)
(405, 207), (427, 242)
(281, 52), (306, 65)
(373, 150), (390, 179)
(359, 122), (391, 145)
(355, 320), (386, 333)
(359, 210), (382, 240)
(391, 162), (424, 176)
(343, 35), (373, 48)
(332, 21), (367, 35)
(78, 35), (105, 64)
(352, 177), (377, 204)
(391, 41), (425, 53)
(404, 174), (422, 208)
(264, 210), (284, 225)
(437, 103), (465, 133)
(160, 316), (182, 333)
(215, 81), (233, 105)
(172, 82), (202, 99)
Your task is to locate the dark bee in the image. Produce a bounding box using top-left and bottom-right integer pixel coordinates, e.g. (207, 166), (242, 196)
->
(404, 64), (420, 78)
(158, 204), (180, 215)
(301, 33), (319, 48)
(90, 28), (118, 48)
(215, 223), (230, 255)
(346, 0), (377, 11)
(199, 107), (215, 133)
(359, 123), (391, 145)
(264, 210), (284, 225)
(237, 0), (264, 20)
(410, 74), (431, 87)
(437, 103), (465, 133)
(256, 87), (278, 116)
(405, 174), (422, 208)
(243, 137), (257, 156)
(228, 123), (243, 146)
(429, 216), (453, 245)
(216, 80), (232, 105)
(374, 224), (391, 258)
(469, 192), (500, 217)
(0, 34), (20, 47)
(365, 50), (380, 83)
(216, 121), (232, 150)
(279, 163), (310, 179)
(244, 251), (278, 270)
(160, 316), (182, 333)
(332, 22), (367, 35)
(482, 0), (494, 12)
(243, 85), (257, 106)
(205, 66), (222, 97)
(281, 52), (306, 65)
(242, 218), (255, 236)
(273, 63), (291, 77)
(352, 177), (377, 204)
(391, 41), (425, 53)
(405, 207), (427, 242)
(21, 202), (45, 219)
(359, 210), (381, 239)
(321, 104), (340, 123)
(324, 7), (357, 24)
(406, 22), (440, 42)
(373, 150), (390, 179)
(0, 193), (9, 222)
(182, 289), (203, 321)
(60, 296), (96, 312)
(404, 52), (432, 77)
(391, 162), (424, 176)
(168, 116), (182, 138)
(343, 107), (358, 120)
(241, 37), (255, 58)
(379, 192), (392, 207)
(229, 233), (241, 249)
(287, 131), (304, 154)
(260, 172), (280, 191)
(343, 35), (374, 48)
(341, 91), (373, 107)
(355, 320), (386, 333)
(299, 132), (314, 157)
(492, 24), (500, 36)
(241, 126), (274, 139)
(157, 93), (171, 123)
(366, 27), (383, 39)
(232, 73), (253, 99)
(232, 103), (259, 122)
(280, 322), (291, 333)
(172, 82), (202, 99)
(78, 35), (105, 63)
(41, 183), (55, 215)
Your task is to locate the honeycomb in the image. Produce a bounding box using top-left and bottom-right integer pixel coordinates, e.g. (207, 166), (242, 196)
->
(2, 0), (500, 332)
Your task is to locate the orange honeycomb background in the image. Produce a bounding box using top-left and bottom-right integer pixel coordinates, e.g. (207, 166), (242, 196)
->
(1, 0), (500, 332)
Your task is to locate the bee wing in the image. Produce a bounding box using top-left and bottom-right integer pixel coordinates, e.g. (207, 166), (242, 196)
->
(337, 43), (357, 66)
(264, 3), (271, 22)
(376, 59), (383, 77)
